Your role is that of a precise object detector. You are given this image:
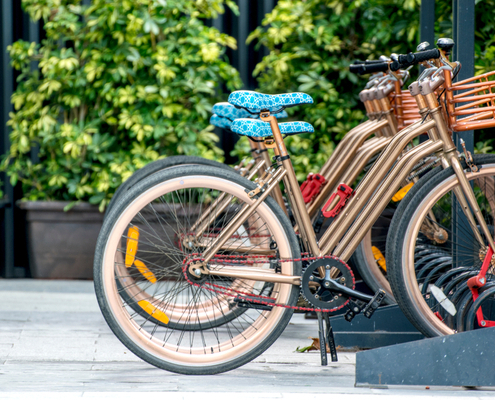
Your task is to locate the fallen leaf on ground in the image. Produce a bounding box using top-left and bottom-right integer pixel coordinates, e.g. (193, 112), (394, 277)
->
(295, 337), (330, 353)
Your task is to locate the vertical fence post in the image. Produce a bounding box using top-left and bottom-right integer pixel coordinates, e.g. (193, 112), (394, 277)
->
(420, 0), (435, 47)
(237, 0), (249, 88)
(0, 1), (15, 278)
(452, 0), (476, 268)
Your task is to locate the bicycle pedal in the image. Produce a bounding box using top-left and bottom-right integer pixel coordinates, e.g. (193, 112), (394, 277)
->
(362, 289), (386, 319)
(344, 309), (356, 322)
(234, 296), (273, 311)
(344, 299), (365, 322)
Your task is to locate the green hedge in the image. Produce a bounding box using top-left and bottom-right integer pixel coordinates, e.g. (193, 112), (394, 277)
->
(4, 0), (241, 210)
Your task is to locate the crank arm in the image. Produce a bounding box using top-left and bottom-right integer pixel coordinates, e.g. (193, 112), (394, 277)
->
(327, 279), (373, 302)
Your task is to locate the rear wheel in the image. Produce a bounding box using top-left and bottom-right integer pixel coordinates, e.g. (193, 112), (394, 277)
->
(94, 165), (301, 374)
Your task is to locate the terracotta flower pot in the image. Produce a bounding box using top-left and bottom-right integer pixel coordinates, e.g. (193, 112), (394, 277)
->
(19, 201), (104, 279)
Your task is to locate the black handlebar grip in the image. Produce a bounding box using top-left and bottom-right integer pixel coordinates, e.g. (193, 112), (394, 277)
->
(349, 64), (365, 74)
(414, 48), (441, 63)
(397, 53), (415, 64)
(361, 62), (389, 73)
(391, 48), (441, 71)
(397, 49), (441, 65)
(349, 62), (389, 75)
(390, 60), (401, 71)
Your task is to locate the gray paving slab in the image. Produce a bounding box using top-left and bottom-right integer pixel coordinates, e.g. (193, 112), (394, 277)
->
(0, 279), (494, 398)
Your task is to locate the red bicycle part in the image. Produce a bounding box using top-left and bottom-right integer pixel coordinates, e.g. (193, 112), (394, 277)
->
(467, 246), (495, 327)
(300, 173), (326, 204)
(321, 183), (354, 218)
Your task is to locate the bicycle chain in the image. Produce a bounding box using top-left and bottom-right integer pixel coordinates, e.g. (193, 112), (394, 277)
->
(182, 253), (355, 313)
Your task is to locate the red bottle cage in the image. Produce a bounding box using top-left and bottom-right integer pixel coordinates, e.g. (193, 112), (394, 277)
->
(321, 183), (354, 218)
(300, 173), (327, 204)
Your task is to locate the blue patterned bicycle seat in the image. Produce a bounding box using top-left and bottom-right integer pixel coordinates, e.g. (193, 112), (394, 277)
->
(212, 102), (288, 120)
(228, 91), (313, 113)
(210, 114), (232, 130)
(230, 119), (314, 138)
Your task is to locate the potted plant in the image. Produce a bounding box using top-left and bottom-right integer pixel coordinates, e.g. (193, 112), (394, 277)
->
(3, 0), (241, 278)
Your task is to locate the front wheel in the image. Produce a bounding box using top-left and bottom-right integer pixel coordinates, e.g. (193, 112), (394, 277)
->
(94, 165), (301, 374)
(387, 156), (495, 337)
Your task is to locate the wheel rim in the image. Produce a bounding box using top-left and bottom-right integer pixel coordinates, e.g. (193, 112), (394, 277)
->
(100, 175), (295, 367)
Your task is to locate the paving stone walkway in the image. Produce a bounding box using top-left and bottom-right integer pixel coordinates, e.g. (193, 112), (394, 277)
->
(0, 279), (493, 399)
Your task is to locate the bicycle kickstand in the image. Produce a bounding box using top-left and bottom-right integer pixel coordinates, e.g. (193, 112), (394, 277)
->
(317, 311), (338, 366)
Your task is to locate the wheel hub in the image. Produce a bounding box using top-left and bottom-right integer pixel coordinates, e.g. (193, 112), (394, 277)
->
(187, 261), (209, 282)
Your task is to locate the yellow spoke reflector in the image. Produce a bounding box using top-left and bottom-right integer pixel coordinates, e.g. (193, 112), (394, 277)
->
(372, 246), (387, 271)
(125, 226), (139, 267)
(137, 300), (169, 324)
(134, 259), (157, 284)
(392, 182), (414, 202)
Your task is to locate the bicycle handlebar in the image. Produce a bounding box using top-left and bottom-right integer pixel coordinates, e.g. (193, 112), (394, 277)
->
(351, 48), (441, 75)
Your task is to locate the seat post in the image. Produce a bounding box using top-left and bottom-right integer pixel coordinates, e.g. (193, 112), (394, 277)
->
(261, 113), (321, 256)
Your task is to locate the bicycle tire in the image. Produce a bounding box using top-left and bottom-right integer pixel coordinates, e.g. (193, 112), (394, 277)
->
(107, 156), (237, 328)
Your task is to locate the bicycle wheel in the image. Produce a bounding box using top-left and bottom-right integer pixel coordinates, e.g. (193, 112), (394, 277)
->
(388, 155), (495, 337)
(106, 156), (232, 216)
(94, 165), (301, 374)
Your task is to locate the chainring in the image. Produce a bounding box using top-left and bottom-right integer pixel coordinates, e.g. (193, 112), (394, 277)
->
(301, 257), (355, 311)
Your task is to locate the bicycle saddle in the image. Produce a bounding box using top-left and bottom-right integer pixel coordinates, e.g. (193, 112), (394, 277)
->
(210, 114), (232, 130)
(230, 119), (314, 138)
(228, 91), (313, 113)
(212, 102), (288, 120)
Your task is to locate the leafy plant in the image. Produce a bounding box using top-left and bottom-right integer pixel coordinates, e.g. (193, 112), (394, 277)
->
(475, 139), (494, 154)
(4, 0), (241, 210)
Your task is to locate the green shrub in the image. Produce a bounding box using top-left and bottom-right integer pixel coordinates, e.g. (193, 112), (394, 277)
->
(4, 0), (241, 210)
